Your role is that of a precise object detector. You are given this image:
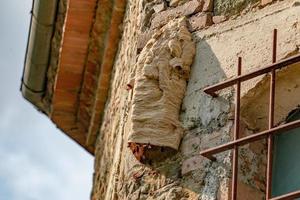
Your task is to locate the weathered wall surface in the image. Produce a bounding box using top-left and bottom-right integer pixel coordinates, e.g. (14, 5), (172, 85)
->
(92, 0), (142, 199)
(181, 1), (300, 199)
(92, 0), (300, 199)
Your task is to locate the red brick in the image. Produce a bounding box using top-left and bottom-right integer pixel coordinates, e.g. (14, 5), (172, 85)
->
(52, 90), (78, 106)
(63, 35), (89, 47)
(84, 73), (97, 89)
(78, 107), (92, 129)
(261, 0), (273, 6)
(60, 53), (86, 66)
(61, 64), (84, 74)
(67, 17), (93, 31)
(63, 30), (90, 40)
(85, 61), (98, 74)
(55, 70), (83, 90)
(51, 113), (76, 127)
(67, 10), (94, 21)
(52, 101), (77, 113)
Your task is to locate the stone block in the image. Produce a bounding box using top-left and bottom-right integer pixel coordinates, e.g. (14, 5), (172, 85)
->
(137, 31), (153, 51)
(212, 15), (227, 24)
(153, 3), (166, 13)
(203, 0), (213, 12)
(200, 131), (224, 150)
(169, 0), (182, 7)
(188, 12), (213, 32)
(261, 0), (273, 6)
(181, 155), (205, 175)
(151, 0), (204, 29)
(292, 0), (300, 7)
(181, 136), (200, 155)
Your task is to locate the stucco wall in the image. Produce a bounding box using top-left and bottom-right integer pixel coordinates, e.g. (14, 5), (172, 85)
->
(92, 0), (300, 199)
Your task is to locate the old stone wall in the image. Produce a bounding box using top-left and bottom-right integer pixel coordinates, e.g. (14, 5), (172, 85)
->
(92, 0), (300, 199)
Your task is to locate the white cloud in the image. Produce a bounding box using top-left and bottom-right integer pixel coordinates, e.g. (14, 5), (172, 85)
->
(0, 140), (93, 200)
(0, 105), (94, 200)
(0, 152), (60, 200)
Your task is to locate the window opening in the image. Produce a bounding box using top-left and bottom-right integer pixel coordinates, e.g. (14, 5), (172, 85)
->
(200, 29), (300, 200)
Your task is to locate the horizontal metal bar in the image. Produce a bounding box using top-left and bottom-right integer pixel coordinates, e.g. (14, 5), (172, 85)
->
(200, 119), (300, 159)
(270, 190), (300, 200)
(204, 54), (300, 97)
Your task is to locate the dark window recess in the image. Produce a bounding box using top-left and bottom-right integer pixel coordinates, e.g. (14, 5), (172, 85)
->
(272, 109), (300, 199)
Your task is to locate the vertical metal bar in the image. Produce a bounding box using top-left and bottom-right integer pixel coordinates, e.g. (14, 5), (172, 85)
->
(272, 29), (278, 64)
(231, 57), (242, 200)
(266, 29), (277, 200)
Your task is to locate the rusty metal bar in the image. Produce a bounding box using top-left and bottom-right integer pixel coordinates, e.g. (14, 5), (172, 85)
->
(203, 54), (300, 97)
(200, 119), (300, 159)
(231, 57), (242, 200)
(270, 190), (300, 200)
(272, 29), (278, 64)
(266, 29), (277, 200)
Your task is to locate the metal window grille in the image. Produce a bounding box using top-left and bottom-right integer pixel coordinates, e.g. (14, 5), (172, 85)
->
(200, 29), (300, 200)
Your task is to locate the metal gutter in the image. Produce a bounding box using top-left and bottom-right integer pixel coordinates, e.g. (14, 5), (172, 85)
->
(21, 0), (59, 111)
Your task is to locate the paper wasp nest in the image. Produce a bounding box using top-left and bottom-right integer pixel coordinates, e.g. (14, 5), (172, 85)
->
(128, 18), (195, 163)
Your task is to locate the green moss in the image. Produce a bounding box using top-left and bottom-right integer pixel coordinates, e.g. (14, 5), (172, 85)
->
(214, 0), (260, 16)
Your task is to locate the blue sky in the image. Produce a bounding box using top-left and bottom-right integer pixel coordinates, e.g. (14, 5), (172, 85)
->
(0, 1), (94, 200)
